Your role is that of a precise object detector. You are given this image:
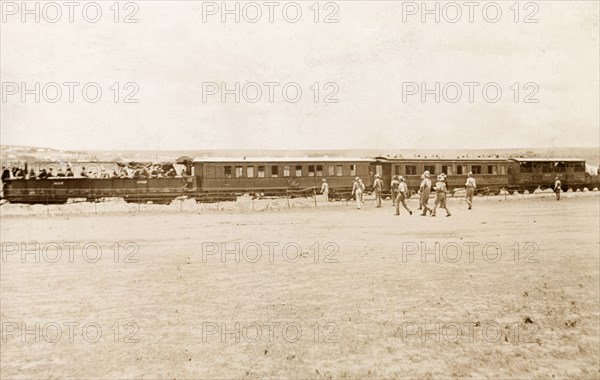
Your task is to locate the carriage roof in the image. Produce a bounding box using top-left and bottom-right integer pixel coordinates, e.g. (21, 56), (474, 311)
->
(510, 158), (585, 163)
(193, 157), (375, 163)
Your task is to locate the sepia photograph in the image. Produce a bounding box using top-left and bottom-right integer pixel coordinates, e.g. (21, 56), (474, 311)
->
(1, 1), (599, 378)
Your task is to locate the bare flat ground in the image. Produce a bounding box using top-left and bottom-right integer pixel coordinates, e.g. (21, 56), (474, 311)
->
(1, 193), (599, 379)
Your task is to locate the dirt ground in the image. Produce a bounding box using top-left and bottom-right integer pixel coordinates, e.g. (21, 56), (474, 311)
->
(1, 192), (599, 379)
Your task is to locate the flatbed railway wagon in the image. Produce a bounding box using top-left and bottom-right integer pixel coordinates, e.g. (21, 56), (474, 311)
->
(1, 161), (195, 204)
(2, 177), (195, 204)
(372, 157), (512, 196)
(508, 158), (596, 193)
(192, 157), (375, 202)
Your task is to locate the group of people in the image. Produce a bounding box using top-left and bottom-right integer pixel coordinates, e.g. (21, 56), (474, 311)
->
(1, 166), (28, 181)
(116, 165), (180, 179)
(1, 164), (184, 181)
(322, 170), (479, 216)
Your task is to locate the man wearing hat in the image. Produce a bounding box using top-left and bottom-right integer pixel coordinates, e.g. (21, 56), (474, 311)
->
(351, 177), (363, 209)
(553, 176), (562, 201)
(432, 174), (451, 217)
(395, 176), (413, 216)
(419, 170), (432, 216)
(373, 174), (383, 207)
(417, 173), (425, 210)
(320, 179), (329, 202)
(465, 172), (476, 210)
(390, 175), (400, 207)
(358, 178), (365, 203)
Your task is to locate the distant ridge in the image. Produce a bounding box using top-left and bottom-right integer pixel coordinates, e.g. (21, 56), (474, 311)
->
(2, 145), (599, 165)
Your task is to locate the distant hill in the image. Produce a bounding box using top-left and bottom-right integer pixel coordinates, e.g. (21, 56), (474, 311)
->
(2, 145), (599, 166)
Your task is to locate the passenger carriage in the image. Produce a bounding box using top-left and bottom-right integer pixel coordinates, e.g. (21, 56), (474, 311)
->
(372, 157), (512, 196)
(509, 158), (592, 193)
(192, 157), (375, 201)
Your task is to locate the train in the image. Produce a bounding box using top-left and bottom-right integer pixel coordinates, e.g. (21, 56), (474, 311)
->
(1, 156), (598, 204)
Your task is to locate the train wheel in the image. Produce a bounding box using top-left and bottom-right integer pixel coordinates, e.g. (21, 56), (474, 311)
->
(517, 189), (525, 194)
(507, 189), (515, 195)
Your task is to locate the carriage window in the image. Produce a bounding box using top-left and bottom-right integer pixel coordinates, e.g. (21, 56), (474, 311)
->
(295, 165), (302, 177)
(574, 162), (585, 172)
(235, 166), (244, 178)
(247, 166), (254, 178)
(554, 162), (566, 172)
(283, 166), (290, 177)
(394, 165), (401, 175)
(224, 166), (233, 178)
(441, 165), (454, 175)
(500, 165), (506, 175)
(456, 165), (464, 175)
(271, 166), (279, 177)
(542, 163), (553, 173)
(471, 165), (482, 175)
(336, 165), (343, 176)
(520, 163), (532, 173)
(350, 165), (356, 176)
(257, 166), (265, 177)
(424, 165), (436, 175)
(405, 165), (417, 175)
(328, 165), (335, 176)
(308, 165), (315, 176)
(316, 165), (323, 176)
(487, 165), (497, 175)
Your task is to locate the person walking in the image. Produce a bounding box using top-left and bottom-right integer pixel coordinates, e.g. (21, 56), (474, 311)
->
(391, 175), (400, 207)
(358, 178), (365, 203)
(320, 179), (329, 202)
(432, 175), (451, 217)
(373, 174), (383, 207)
(395, 176), (413, 216)
(417, 173), (425, 210)
(420, 171), (432, 216)
(465, 171), (476, 210)
(352, 177), (363, 209)
(554, 176), (562, 201)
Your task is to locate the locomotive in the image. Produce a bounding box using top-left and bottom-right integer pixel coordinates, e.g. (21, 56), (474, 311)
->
(1, 156), (598, 204)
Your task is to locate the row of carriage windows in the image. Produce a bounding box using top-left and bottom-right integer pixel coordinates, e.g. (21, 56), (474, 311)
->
(519, 162), (585, 173)
(393, 164), (506, 176)
(223, 164), (357, 178)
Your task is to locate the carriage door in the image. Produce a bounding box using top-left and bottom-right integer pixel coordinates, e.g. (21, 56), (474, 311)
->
(381, 164), (392, 192)
(532, 162), (543, 183)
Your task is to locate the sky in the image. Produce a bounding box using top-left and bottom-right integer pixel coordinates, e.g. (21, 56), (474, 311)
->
(1, 0), (599, 151)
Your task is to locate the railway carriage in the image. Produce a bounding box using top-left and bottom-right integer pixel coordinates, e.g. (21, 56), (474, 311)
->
(2, 177), (194, 204)
(192, 157), (374, 201)
(373, 157), (512, 195)
(509, 158), (593, 193)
